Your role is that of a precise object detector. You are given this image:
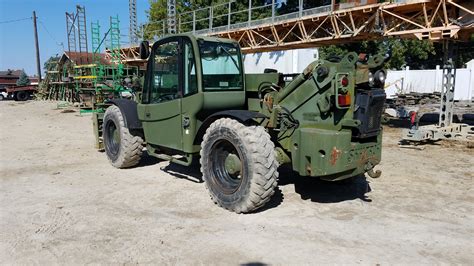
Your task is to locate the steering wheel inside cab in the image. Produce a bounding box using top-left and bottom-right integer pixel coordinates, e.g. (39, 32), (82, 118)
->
(155, 85), (180, 103)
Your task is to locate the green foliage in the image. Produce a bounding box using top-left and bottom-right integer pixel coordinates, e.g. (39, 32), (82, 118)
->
(320, 40), (474, 70)
(43, 55), (60, 71)
(456, 42), (474, 68)
(278, 0), (331, 14)
(16, 70), (31, 86)
(319, 39), (436, 70)
(36, 78), (50, 100)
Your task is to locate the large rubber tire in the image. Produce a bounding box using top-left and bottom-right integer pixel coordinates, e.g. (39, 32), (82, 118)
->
(0, 94), (4, 101)
(200, 118), (279, 213)
(103, 105), (144, 168)
(16, 91), (29, 101)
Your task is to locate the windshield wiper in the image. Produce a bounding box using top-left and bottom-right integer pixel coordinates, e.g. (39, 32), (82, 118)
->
(217, 46), (241, 72)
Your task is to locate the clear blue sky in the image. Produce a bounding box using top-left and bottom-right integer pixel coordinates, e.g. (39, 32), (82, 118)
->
(0, 0), (150, 76)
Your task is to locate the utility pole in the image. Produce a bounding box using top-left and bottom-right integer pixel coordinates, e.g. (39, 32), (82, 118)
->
(33, 11), (42, 82)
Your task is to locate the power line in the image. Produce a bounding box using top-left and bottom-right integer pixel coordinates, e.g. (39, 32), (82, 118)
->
(0, 17), (32, 24)
(38, 20), (58, 43)
(38, 19), (65, 52)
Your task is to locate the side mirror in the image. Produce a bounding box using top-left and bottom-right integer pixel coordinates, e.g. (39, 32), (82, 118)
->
(139, 41), (150, 59)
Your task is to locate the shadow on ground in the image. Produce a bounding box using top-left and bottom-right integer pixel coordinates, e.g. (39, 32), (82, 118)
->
(161, 162), (203, 183)
(134, 155), (372, 212)
(277, 165), (372, 204)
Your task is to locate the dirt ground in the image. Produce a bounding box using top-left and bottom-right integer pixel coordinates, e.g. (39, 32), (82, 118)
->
(1, 100), (473, 264)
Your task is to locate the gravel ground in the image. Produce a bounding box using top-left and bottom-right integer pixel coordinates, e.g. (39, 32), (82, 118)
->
(1, 101), (473, 264)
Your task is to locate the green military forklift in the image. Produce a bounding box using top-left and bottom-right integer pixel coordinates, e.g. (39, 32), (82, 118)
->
(92, 34), (388, 213)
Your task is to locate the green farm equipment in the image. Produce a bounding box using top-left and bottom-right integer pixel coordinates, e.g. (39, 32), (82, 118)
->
(93, 34), (388, 213)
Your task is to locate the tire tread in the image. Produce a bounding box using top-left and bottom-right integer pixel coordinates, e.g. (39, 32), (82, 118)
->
(200, 118), (279, 213)
(104, 105), (144, 168)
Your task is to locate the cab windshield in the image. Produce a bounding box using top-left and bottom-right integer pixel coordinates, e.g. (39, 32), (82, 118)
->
(198, 40), (243, 91)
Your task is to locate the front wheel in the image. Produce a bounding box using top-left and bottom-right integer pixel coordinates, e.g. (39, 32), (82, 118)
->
(103, 105), (144, 168)
(200, 118), (279, 213)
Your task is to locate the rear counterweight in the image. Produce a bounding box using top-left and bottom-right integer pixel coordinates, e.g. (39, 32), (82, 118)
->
(291, 128), (382, 180)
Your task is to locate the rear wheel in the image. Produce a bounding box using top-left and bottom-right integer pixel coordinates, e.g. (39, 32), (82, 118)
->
(103, 105), (144, 168)
(15, 91), (29, 101)
(200, 118), (279, 213)
(0, 94), (4, 101)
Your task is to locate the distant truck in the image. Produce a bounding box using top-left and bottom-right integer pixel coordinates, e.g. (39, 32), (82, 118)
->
(5, 85), (38, 101)
(0, 90), (7, 101)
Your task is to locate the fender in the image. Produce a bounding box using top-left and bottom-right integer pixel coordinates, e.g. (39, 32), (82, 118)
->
(194, 110), (267, 145)
(107, 99), (142, 129)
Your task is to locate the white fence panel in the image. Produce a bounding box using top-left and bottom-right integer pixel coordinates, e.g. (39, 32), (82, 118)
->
(384, 66), (473, 101)
(243, 49), (318, 74)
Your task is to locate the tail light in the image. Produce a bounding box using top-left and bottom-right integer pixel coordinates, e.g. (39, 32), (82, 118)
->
(338, 93), (351, 107)
(335, 73), (351, 109)
(341, 76), (349, 87)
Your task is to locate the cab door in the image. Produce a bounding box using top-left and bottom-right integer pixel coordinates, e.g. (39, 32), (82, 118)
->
(139, 38), (183, 151)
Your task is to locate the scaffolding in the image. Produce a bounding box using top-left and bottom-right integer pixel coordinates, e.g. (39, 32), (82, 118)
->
(109, 15), (123, 90)
(91, 21), (101, 63)
(75, 15), (138, 113)
(65, 12), (76, 53)
(39, 54), (76, 103)
(76, 6), (88, 57)
(65, 5), (89, 64)
(42, 7), (139, 113)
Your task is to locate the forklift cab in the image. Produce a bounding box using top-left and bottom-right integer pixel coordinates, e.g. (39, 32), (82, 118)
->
(137, 35), (245, 154)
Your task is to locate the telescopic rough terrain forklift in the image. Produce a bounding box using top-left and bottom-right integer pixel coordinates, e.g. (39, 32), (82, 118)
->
(92, 34), (388, 213)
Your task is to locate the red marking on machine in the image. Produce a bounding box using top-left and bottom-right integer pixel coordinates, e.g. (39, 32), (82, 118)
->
(330, 147), (342, 166)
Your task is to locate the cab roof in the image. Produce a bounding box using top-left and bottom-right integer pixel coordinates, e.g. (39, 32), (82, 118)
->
(157, 33), (238, 45)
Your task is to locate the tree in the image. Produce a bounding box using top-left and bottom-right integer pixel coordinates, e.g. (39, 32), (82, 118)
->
(43, 55), (60, 72)
(320, 39), (474, 70)
(16, 70), (31, 86)
(319, 39), (436, 70)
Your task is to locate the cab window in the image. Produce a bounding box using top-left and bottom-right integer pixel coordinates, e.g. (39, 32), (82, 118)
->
(150, 41), (179, 103)
(199, 41), (243, 91)
(184, 40), (198, 96)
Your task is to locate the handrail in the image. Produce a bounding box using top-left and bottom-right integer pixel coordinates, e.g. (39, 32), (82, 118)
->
(145, 0), (348, 37)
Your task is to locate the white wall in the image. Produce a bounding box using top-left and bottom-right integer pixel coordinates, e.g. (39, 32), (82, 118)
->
(243, 48), (319, 74)
(385, 64), (474, 101)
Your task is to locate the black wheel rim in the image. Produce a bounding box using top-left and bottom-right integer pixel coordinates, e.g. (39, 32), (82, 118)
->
(18, 92), (27, 100)
(209, 139), (244, 194)
(105, 119), (120, 157)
